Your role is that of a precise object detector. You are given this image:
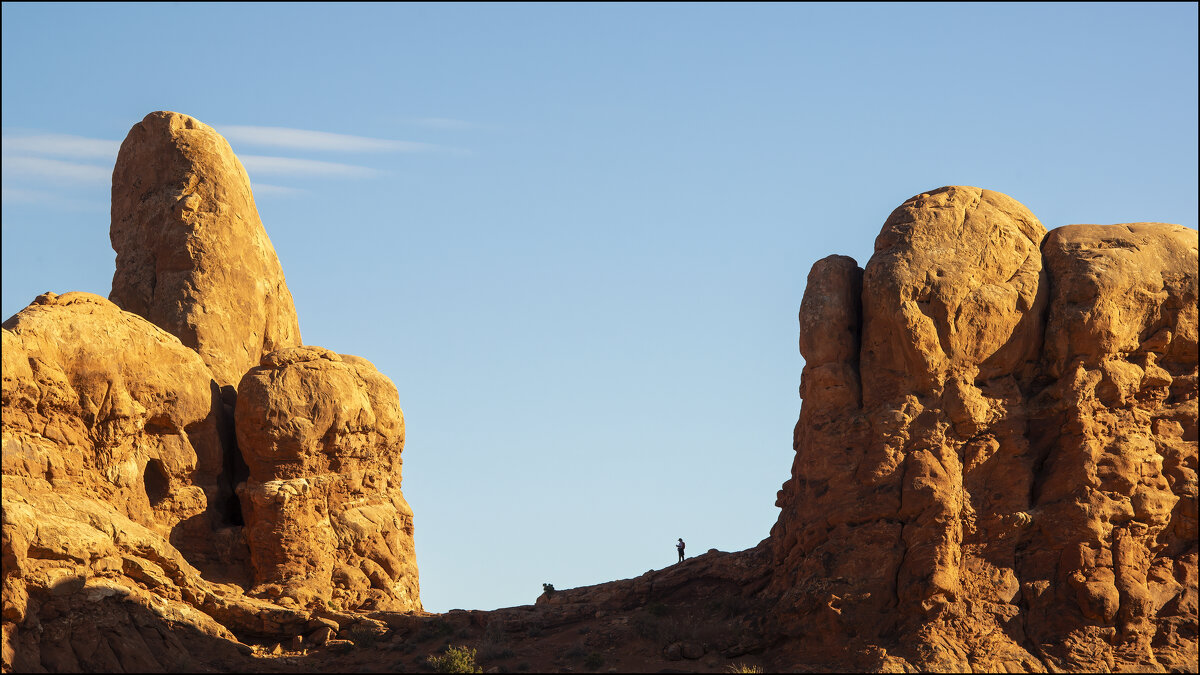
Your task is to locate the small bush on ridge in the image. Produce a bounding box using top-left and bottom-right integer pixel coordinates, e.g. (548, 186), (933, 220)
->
(427, 644), (483, 673)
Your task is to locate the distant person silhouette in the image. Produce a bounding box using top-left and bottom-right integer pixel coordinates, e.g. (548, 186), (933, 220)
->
(676, 538), (685, 562)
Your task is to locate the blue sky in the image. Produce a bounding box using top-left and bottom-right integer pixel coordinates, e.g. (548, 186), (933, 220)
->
(3, 2), (1196, 613)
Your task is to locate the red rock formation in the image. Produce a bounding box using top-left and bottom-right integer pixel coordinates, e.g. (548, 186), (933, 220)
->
(1, 292), (251, 670)
(235, 346), (420, 613)
(771, 187), (1198, 671)
(2, 292), (226, 553)
(1023, 223), (1198, 671)
(109, 111), (302, 389)
(3, 114), (1195, 673)
(2, 113), (421, 672)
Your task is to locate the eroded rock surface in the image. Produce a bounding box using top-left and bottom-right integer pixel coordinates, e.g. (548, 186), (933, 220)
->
(236, 346), (420, 613)
(0, 292), (255, 670)
(771, 187), (1198, 672)
(3, 112), (421, 672)
(2, 292), (229, 555)
(5, 117), (1196, 675)
(109, 111), (302, 389)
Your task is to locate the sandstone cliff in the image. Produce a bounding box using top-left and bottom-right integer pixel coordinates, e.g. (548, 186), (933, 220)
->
(236, 346), (420, 613)
(771, 187), (1198, 672)
(2, 110), (1196, 673)
(3, 112), (420, 671)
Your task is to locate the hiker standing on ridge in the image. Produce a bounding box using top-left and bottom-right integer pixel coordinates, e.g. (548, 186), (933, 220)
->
(676, 538), (686, 562)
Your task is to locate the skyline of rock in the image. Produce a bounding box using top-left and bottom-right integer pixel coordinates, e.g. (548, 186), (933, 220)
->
(1, 111), (1195, 672)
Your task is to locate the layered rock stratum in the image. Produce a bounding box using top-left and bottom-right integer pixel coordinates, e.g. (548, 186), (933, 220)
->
(1, 111), (1195, 673)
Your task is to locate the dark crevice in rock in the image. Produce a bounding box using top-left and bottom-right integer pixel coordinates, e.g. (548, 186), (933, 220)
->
(143, 458), (170, 507)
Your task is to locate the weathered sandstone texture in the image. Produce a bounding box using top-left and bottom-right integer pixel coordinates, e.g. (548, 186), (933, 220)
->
(109, 110), (302, 389)
(2, 292), (229, 558)
(771, 186), (1198, 672)
(235, 346), (420, 613)
(0, 292), (249, 670)
(5, 107), (1196, 673)
(3, 112), (420, 672)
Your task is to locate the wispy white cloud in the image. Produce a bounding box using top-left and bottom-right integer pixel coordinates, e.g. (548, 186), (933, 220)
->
(220, 125), (443, 153)
(250, 182), (304, 197)
(1, 133), (120, 159)
(2, 156), (110, 183)
(1, 186), (58, 203)
(1, 186), (106, 211)
(239, 155), (378, 178)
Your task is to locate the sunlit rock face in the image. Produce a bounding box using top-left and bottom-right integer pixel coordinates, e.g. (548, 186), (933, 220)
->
(3, 111), (422, 672)
(236, 346), (421, 613)
(1, 291), (250, 671)
(109, 110), (302, 390)
(771, 186), (1198, 672)
(2, 292), (225, 550)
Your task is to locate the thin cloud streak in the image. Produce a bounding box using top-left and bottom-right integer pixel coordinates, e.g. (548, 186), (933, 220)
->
(239, 155), (378, 177)
(1, 133), (120, 159)
(221, 125), (442, 153)
(2, 156), (110, 183)
(250, 183), (304, 197)
(1, 186), (106, 212)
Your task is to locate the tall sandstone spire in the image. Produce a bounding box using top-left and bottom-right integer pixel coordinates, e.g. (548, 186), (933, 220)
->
(109, 111), (302, 388)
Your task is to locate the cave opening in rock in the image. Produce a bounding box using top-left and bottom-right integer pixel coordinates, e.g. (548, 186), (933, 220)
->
(218, 385), (250, 528)
(144, 458), (170, 506)
(215, 434), (250, 527)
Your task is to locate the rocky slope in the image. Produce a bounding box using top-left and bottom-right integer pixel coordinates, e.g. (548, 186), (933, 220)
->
(2, 112), (1195, 673)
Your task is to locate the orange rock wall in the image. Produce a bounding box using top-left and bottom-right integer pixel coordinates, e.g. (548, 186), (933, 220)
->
(235, 347), (420, 613)
(2, 112), (421, 671)
(771, 187), (1198, 671)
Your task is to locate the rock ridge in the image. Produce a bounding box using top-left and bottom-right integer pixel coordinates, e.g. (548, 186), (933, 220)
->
(2, 115), (1196, 673)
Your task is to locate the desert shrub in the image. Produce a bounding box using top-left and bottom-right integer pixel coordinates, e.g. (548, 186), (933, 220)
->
(646, 601), (669, 617)
(725, 664), (763, 673)
(583, 651), (604, 670)
(427, 644), (483, 673)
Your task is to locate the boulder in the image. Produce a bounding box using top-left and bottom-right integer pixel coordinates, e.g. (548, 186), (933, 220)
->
(860, 185), (1047, 404)
(235, 346), (420, 612)
(109, 111), (302, 389)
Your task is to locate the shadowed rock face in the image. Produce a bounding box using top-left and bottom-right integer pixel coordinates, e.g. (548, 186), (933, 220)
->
(109, 111), (302, 389)
(771, 187), (1198, 672)
(235, 346), (420, 613)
